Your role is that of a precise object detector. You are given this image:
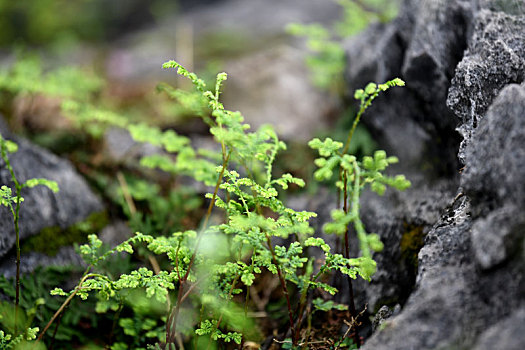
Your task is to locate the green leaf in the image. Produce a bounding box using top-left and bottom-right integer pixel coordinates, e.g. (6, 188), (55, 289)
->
(367, 233), (384, 252)
(2, 140), (18, 153)
(308, 137), (343, 157)
(241, 272), (255, 286)
(312, 298), (348, 312)
(365, 83), (377, 95)
(24, 178), (59, 193)
(371, 181), (386, 196)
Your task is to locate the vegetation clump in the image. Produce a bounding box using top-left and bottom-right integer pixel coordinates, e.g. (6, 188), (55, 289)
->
(1, 56), (407, 349)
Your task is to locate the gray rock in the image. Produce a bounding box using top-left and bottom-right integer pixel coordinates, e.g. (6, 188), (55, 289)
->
(0, 136), (103, 258)
(460, 83), (525, 270)
(104, 127), (162, 163)
(0, 246), (84, 279)
(461, 83), (525, 205)
(476, 0), (525, 15)
(372, 305), (394, 331)
(401, 0), (470, 130)
(361, 196), (520, 350)
(358, 180), (456, 313)
(471, 204), (524, 270)
(472, 306), (525, 350)
(344, 0), (467, 178)
(98, 220), (132, 248)
(447, 10), (525, 163)
(341, 0), (525, 349)
(222, 45), (336, 141)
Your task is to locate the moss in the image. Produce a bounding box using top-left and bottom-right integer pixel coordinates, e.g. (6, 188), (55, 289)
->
(22, 211), (109, 256)
(400, 223), (425, 270)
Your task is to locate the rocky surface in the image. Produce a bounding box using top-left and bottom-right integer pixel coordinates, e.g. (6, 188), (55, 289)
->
(448, 9), (525, 163)
(341, 0), (525, 349)
(0, 126), (104, 259)
(0, 246), (83, 279)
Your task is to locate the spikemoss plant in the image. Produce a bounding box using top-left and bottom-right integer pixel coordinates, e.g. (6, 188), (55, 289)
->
(28, 62), (407, 348)
(0, 55), (408, 348)
(0, 133), (58, 347)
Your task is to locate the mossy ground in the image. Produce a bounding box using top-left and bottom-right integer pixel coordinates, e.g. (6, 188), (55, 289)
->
(22, 211), (109, 256)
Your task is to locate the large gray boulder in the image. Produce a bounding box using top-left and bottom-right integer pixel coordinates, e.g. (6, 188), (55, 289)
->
(462, 83), (525, 270)
(0, 131), (104, 259)
(340, 0), (525, 349)
(448, 10), (525, 163)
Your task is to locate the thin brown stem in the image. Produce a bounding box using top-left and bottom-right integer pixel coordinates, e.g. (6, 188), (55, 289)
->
(341, 109), (363, 156)
(342, 171), (360, 348)
(174, 241), (182, 282)
(14, 188), (21, 335)
(166, 151), (231, 345)
(265, 235), (297, 345)
(117, 171), (136, 215)
(107, 300), (124, 348)
(180, 278), (205, 304)
(206, 274), (240, 349)
(49, 303), (65, 350)
(148, 254), (161, 275)
(37, 271), (92, 342)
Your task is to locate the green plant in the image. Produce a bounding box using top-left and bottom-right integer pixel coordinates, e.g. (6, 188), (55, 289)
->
(287, 0), (399, 93)
(0, 265), (110, 348)
(0, 134), (58, 348)
(308, 79), (409, 345)
(0, 51), (408, 348)
(28, 62), (407, 349)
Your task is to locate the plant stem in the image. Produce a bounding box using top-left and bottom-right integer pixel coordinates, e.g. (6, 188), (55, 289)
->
(206, 274), (240, 349)
(107, 299), (124, 347)
(341, 108), (363, 156)
(166, 151), (231, 346)
(343, 170), (360, 348)
(338, 95), (375, 349)
(49, 303), (65, 350)
(265, 234), (297, 345)
(14, 187), (21, 335)
(37, 271), (92, 342)
(2, 141), (22, 335)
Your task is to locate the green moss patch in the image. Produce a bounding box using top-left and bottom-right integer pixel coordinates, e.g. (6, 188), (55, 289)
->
(22, 211), (109, 256)
(400, 223), (425, 269)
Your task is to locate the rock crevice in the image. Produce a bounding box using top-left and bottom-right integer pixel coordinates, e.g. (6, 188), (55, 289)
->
(343, 1), (525, 348)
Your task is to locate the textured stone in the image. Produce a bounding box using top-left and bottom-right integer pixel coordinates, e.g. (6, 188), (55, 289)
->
(362, 195), (523, 350)
(477, 0), (525, 15)
(471, 205), (523, 269)
(473, 307), (525, 350)
(0, 246), (83, 279)
(460, 83), (525, 270)
(104, 127), (162, 163)
(461, 83), (525, 204)
(401, 0), (470, 130)
(362, 197), (479, 350)
(345, 0), (468, 178)
(341, 1), (525, 349)
(447, 11), (525, 163)
(0, 136), (103, 258)
(222, 45), (336, 141)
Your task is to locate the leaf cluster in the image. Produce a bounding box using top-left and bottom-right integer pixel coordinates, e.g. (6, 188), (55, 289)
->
(287, 0), (400, 92)
(0, 54), (411, 349)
